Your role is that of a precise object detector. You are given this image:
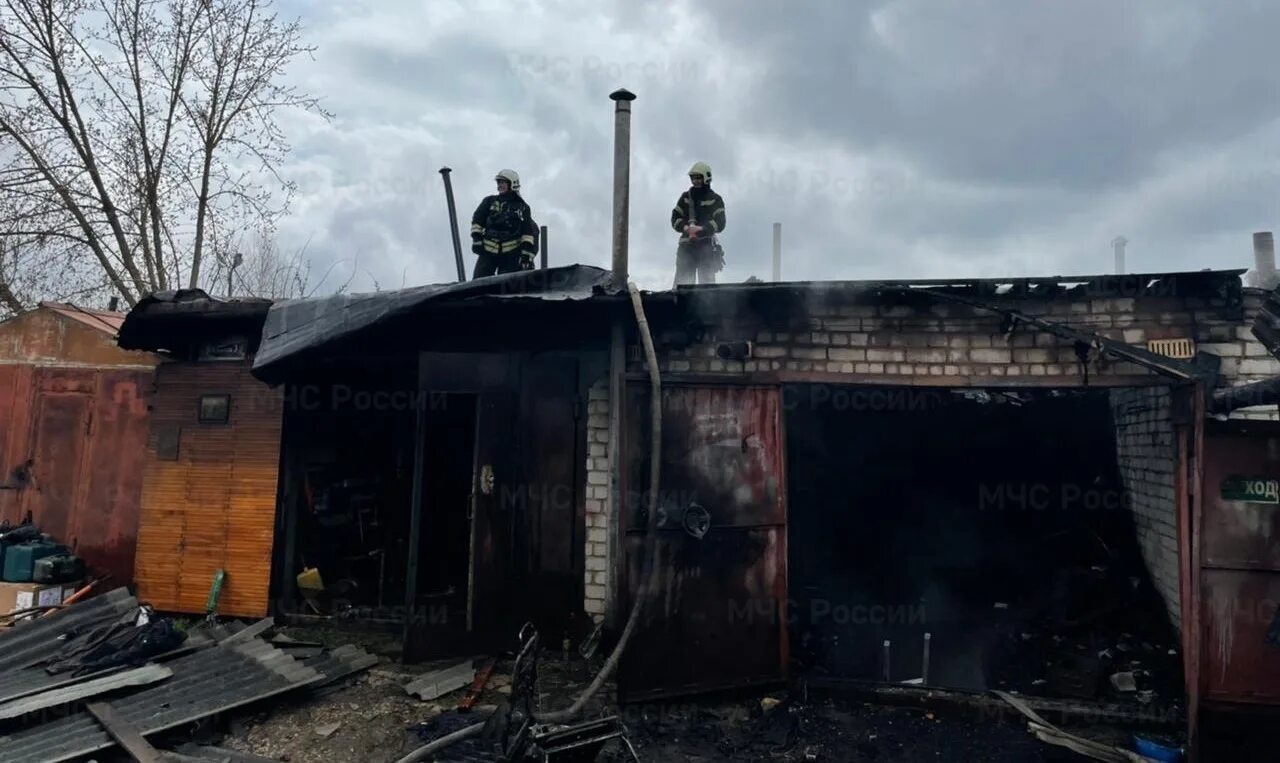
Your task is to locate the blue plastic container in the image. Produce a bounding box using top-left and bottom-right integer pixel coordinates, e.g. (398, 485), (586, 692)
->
(1134, 735), (1184, 762)
(2, 541), (61, 582)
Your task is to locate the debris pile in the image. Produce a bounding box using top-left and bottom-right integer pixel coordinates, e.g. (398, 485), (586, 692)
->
(0, 588), (377, 762)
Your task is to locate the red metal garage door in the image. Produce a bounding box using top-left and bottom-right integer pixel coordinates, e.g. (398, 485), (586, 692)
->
(1201, 421), (1280, 705)
(618, 384), (788, 701)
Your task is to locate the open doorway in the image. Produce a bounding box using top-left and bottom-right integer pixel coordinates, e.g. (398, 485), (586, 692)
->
(405, 393), (478, 658)
(284, 374), (418, 619)
(785, 385), (1182, 705)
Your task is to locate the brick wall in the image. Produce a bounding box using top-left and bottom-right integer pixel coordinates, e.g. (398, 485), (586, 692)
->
(642, 293), (1263, 384)
(583, 378), (611, 619)
(584, 287), (1268, 616)
(1109, 386), (1181, 633)
(1218, 290), (1280, 420)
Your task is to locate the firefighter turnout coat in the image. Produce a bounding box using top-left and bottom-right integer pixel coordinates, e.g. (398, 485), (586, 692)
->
(670, 185), (726, 243)
(471, 192), (538, 257)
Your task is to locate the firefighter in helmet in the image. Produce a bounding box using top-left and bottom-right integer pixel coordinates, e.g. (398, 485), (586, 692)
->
(470, 169), (538, 278)
(671, 161), (726, 286)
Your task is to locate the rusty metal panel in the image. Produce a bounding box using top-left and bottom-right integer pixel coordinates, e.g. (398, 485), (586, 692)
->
(73, 370), (150, 586)
(1203, 430), (1280, 570)
(0, 365), (35, 520)
(0, 308), (156, 368)
(1202, 570), (1280, 703)
(1200, 423), (1280, 706)
(22, 382), (92, 544)
(0, 364), (150, 586)
(134, 360), (282, 618)
(618, 384), (787, 701)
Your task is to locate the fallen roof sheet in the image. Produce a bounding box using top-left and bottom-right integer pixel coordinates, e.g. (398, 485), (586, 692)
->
(0, 588), (138, 673)
(304, 644), (379, 689)
(0, 637), (321, 763)
(251, 264), (614, 383)
(0, 663), (171, 720)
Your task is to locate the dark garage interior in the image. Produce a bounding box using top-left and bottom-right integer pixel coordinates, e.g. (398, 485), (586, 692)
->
(784, 384), (1183, 704)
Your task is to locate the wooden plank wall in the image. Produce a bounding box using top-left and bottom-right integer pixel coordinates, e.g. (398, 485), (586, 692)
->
(133, 360), (282, 617)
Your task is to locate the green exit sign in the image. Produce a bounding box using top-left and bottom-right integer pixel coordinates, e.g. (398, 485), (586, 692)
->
(1221, 476), (1280, 504)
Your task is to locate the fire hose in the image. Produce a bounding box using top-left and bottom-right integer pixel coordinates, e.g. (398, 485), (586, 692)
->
(395, 281), (663, 762)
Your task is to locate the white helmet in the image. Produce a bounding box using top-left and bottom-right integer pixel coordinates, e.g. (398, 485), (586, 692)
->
(495, 169), (520, 192)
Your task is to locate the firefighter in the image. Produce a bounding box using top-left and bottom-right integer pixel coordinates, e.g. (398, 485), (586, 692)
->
(470, 169), (538, 278)
(671, 161), (726, 286)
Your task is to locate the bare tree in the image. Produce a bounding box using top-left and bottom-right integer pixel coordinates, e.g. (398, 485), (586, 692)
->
(0, 0), (328, 311)
(204, 225), (312, 299)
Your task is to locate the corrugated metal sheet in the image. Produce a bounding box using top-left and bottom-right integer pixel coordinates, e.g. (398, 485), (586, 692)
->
(134, 360), (282, 618)
(0, 637), (321, 763)
(0, 587), (138, 672)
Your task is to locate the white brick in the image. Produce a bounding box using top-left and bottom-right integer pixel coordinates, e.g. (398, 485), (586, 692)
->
(584, 598), (605, 614)
(867, 349), (905, 362)
(1200, 342), (1243, 357)
(585, 584), (606, 601)
(971, 348), (1012, 363)
(829, 348), (866, 362)
(587, 528), (607, 544)
(1240, 359), (1280, 375)
(792, 347), (827, 360)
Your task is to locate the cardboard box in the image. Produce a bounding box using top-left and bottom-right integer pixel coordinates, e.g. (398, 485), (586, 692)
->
(0, 581), (80, 614)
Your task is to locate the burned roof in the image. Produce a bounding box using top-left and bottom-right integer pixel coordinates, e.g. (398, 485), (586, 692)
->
(117, 289), (274, 354)
(674, 268), (1246, 301)
(251, 264), (616, 383)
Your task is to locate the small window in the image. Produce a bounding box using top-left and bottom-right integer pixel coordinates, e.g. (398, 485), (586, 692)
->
(198, 394), (231, 424)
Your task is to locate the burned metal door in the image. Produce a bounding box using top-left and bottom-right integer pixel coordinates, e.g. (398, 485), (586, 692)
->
(618, 384), (788, 701)
(1200, 421), (1280, 704)
(468, 387), (518, 639)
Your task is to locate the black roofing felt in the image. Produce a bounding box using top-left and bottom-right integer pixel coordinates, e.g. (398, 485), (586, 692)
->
(250, 264), (616, 383)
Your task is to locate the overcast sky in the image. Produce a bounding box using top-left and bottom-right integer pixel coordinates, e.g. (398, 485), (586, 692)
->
(267, 0), (1280, 293)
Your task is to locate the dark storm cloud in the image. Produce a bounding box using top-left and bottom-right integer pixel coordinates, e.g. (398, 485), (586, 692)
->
(267, 0), (1280, 291)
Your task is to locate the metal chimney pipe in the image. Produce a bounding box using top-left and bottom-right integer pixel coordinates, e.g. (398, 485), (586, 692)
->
(539, 224), (548, 270)
(439, 167), (466, 282)
(605, 88), (634, 628)
(609, 89), (636, 287)
(1254, 232), (1275, 285)
(772, 222), (782, 281)
(1111, 235), (1127, 275)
